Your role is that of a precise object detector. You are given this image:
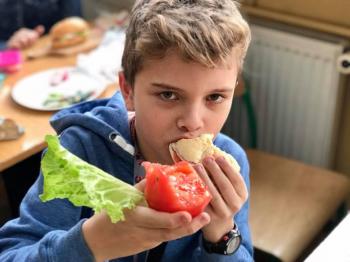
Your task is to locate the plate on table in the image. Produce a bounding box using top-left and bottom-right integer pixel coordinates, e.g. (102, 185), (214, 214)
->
(11, 67), (106, 111)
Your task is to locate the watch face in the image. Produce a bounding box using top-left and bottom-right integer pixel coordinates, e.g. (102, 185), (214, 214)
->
(226, 235), (241, 254)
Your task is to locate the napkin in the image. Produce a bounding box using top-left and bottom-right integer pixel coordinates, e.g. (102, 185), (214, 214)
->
(76, 29), (125, 85)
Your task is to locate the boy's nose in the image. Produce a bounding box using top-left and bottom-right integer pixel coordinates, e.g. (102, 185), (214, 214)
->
(176, 105), (204, 133)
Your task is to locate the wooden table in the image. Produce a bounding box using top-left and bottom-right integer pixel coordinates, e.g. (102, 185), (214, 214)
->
(0, 55), (118, 172)
(0, 54), (118, 219)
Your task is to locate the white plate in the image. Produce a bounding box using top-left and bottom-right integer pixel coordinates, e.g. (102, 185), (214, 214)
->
(11, 67), (106, 111)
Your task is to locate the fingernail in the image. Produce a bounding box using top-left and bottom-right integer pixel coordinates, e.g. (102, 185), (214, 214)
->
(204, 157), (214, 165)
(194, 164), (204, 172)
(201, 215), (209, 224)
(216, 156), (225, 164)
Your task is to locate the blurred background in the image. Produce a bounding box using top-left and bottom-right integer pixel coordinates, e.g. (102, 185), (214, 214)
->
(225, 0), (350, 192)
(0, 1), (349, 261)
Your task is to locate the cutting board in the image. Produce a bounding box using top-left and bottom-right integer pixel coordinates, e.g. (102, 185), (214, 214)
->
(23, 29), (103, 59)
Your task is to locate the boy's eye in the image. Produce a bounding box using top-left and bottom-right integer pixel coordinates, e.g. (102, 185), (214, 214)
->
(207, 94), (224, 103)
(160, 91), (178, 100)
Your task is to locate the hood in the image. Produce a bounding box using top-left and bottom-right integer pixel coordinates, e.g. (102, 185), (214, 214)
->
(50, 91), (132, 147)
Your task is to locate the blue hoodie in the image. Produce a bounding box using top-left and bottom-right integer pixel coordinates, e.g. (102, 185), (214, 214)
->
(0, 91), (253, 262)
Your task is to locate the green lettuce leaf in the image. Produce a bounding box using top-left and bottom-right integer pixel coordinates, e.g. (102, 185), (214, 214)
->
(39, 135), (144, 223)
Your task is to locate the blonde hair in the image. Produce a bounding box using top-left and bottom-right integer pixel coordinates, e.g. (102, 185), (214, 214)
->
(122, 0), (251, 86)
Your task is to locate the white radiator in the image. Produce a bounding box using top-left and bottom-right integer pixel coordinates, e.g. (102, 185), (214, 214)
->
(224, 25), (347, 168)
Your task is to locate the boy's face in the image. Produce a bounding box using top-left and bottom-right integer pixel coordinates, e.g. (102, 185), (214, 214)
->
(120, 51), (238, 164)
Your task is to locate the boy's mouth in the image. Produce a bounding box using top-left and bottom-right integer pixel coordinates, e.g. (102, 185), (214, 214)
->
(168, 134), (216, 165)
(169, 139), (201, 164)
(169, 144), (186, 163)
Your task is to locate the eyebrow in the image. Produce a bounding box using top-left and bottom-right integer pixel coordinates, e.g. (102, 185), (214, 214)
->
(151, 82), (235, 93)
(151, 83), (183, 91)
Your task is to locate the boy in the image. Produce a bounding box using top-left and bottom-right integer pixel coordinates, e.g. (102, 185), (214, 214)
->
(0, 0), (252, 261)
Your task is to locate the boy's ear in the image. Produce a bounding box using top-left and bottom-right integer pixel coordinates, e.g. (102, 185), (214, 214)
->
(119, 71), (135, 111)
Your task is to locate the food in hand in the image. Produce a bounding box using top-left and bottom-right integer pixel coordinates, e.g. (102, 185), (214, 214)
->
(40, 135), (144, 223)
(169, 133), (240, 172)
(50, 17), (89, 49)
(143, 161), (212, 217)
(40, 135), (217, 222)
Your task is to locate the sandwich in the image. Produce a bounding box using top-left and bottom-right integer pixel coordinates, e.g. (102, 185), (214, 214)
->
(50, 17), (89, 49)
(169, 133), (241, 172)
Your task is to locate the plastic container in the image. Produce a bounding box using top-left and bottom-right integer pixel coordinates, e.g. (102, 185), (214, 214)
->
(0, 50), (23, 73)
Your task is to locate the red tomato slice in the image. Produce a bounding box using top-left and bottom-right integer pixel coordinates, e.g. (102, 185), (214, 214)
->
(142, 161), (212, 217)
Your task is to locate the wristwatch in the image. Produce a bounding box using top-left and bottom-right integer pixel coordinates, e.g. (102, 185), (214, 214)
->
(202, 223), (242, 255)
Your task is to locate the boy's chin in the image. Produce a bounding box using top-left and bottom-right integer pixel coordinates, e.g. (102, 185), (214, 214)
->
(155, 154), (175, 165)
(142, 149), (174, 165)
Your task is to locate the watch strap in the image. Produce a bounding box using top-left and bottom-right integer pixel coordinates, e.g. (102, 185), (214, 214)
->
(202, 222), (241, 255)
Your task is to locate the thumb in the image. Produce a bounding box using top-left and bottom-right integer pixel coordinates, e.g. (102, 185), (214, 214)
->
(34, 25), (45, 36)
(134, 178), (146, 192)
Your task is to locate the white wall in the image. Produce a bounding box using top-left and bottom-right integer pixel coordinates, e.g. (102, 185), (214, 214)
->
(82, 0), (136, 19)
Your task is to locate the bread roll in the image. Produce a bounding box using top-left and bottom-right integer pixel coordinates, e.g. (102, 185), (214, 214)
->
(50, 17), (89, 49)
(169, 134), (240, 172)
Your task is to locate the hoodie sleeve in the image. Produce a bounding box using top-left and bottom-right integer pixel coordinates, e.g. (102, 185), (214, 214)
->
(194, 137), (254, 262)
(0, 129), (95, 262)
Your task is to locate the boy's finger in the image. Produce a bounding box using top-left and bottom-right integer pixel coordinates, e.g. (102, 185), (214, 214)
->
(215, 156), (248, 200)
(150, 212), (210, 242)
(126, 206), (192, 229)
(134, 179), (146, 192)
(203, 157), (239, 207)
(194, 163), (226, 211)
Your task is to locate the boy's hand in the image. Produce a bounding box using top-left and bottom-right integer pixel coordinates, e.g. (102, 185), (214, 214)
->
(194, 156), (248, 243)
(7, 25), (45, 49)
(82, 180), (211, 262)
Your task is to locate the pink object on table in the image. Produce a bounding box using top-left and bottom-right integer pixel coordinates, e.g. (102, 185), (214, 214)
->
(0, 50), (23, 73)
(50, 70), (70, 86)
